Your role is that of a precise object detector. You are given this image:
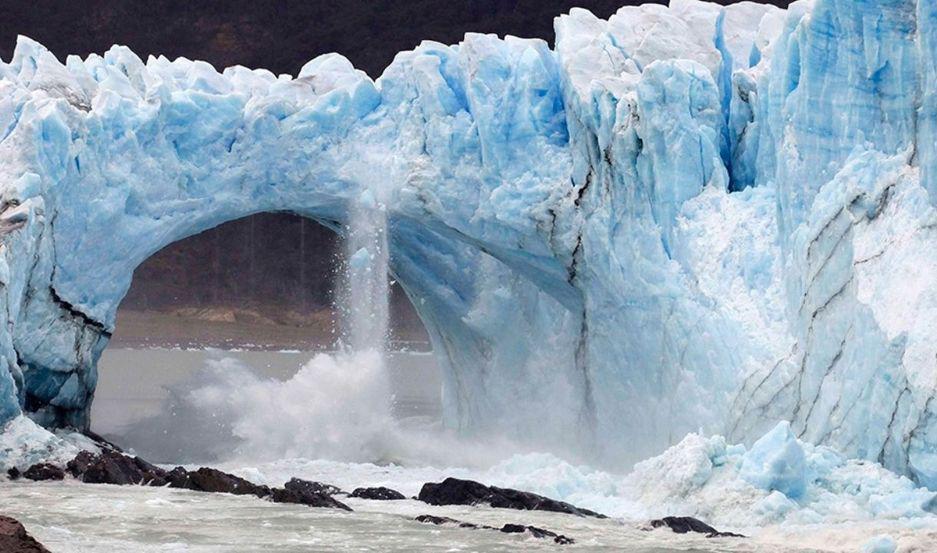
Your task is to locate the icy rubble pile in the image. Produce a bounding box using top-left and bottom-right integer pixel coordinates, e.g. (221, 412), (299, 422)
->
(624, 422), (937, 529)
(0, 0), (937, 505)
(0, 415), (96, 470)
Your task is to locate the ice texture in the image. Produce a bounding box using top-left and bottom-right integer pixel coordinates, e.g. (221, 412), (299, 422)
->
(2, 0), (937, 499)
(739, 421), (806, 499)
(0, 415), (96, 470)
(623, 422), (937, 529)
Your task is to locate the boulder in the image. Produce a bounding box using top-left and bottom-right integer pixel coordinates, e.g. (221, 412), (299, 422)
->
(415, 514), (479, 529)
(164, 466), (190, 488)
(22, 463), (64, 481)
(500, 523), (575, 544)
(269, 487), (352, 511)
(66, 451), (96, 478)
(283, 477), (343, 496)
(73, 451), (166, 485)
(169, 467), (270, 498)
(648, 516), (744, 538)
(350, 486), (405, 500)
(418, 477), (605, 518)
(0, 516), (50, 553)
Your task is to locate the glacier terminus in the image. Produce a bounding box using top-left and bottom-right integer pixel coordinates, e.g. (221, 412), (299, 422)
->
(3, 0), (937, 502)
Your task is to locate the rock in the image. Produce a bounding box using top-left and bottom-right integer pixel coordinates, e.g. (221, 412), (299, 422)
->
(75, 450), (166, 486)
(22, 463), (65, 481)
(270, 478), (350, 510)
(66, 451), (96, 478)
(349, 486), (405, 500)
(414, 515), (574, 544)
(500, 523), (575, 544)
(269, 487), (352, 511)
(418, 477), (606, 518)
(131, 455), (166, 479)
(7, 467), (21, 480)
(648, 517), (745, 538)
(161, 466), (187, 486)
(64, 450), (356, 511)
(283, 477), (343, 496)
(169, 467), (270, 498)
(414, 514), (480, 529)
(0, 516), (51, 552)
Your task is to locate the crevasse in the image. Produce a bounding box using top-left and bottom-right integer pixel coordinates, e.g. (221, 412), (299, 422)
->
(2, 0), (937, 489)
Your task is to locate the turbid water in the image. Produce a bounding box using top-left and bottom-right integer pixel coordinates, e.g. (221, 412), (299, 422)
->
(5, 348), (934, 552)
(0, 481), (748, 553)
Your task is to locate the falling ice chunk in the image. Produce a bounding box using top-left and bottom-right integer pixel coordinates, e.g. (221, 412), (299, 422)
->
(349, 247), (371, 271)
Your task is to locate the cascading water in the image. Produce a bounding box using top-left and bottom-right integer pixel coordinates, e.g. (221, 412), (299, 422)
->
(176, 192), (402, 463)
(343, 189), (391, 355)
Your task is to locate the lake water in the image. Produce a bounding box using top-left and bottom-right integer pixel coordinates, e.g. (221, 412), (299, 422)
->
(1, 348), (913, 552)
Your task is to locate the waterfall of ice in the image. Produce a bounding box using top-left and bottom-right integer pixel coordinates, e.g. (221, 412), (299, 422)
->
(343, 190), (390, 355)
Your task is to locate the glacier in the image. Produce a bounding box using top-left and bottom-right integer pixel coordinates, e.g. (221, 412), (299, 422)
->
(2, 0), (937, 497)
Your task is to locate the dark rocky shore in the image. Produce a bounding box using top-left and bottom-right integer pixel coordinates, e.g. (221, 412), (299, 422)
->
(418, 477), (606, 517)
(5, 447), (744, 546)
(647, 516), (746, 539)
(0, 516), (50, 553)
(415, 514), (576, 544)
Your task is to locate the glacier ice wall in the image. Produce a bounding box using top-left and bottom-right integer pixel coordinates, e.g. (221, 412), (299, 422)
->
(2, 0), (937, 486)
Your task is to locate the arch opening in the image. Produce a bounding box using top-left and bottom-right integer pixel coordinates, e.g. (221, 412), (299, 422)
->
(91, 212), (441, 463)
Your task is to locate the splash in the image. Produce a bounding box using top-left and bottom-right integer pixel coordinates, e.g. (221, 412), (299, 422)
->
(129, 351), (519, 466)
(185, 351), (397, 462)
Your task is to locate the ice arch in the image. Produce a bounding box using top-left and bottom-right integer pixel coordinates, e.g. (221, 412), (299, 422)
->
(4, 0), (937, 486)
(0, 34), (591, 456)
(0, 24), (757, 465)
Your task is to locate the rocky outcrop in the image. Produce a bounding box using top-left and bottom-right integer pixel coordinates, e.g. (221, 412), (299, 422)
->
(65, 451), (96, 478)
(270, 479), (352, 511)
(65, 450), (269, 497)
(70, 451), (167, 486)
(500, 523), (574, 545)
(279, 477), (343, 497)
(647, 517), (744, 538)
(35, 451), (356, 511)
(415, 515), (477, 527)
(415, 514), (574, 544)
(350, 486), (405, 500)
(169, 467), (271, 497)
(0, 516), (50, 553)
(21, 464), (64, 481)
(418, 478), (605, 518)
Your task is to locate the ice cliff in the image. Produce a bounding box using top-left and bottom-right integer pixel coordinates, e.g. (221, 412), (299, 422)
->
(2, 0), (937, 491)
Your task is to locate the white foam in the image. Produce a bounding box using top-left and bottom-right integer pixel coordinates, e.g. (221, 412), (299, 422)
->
(186, 351), (395, 462)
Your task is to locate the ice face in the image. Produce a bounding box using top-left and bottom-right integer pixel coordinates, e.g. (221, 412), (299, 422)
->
(2, 0), (937, 493)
